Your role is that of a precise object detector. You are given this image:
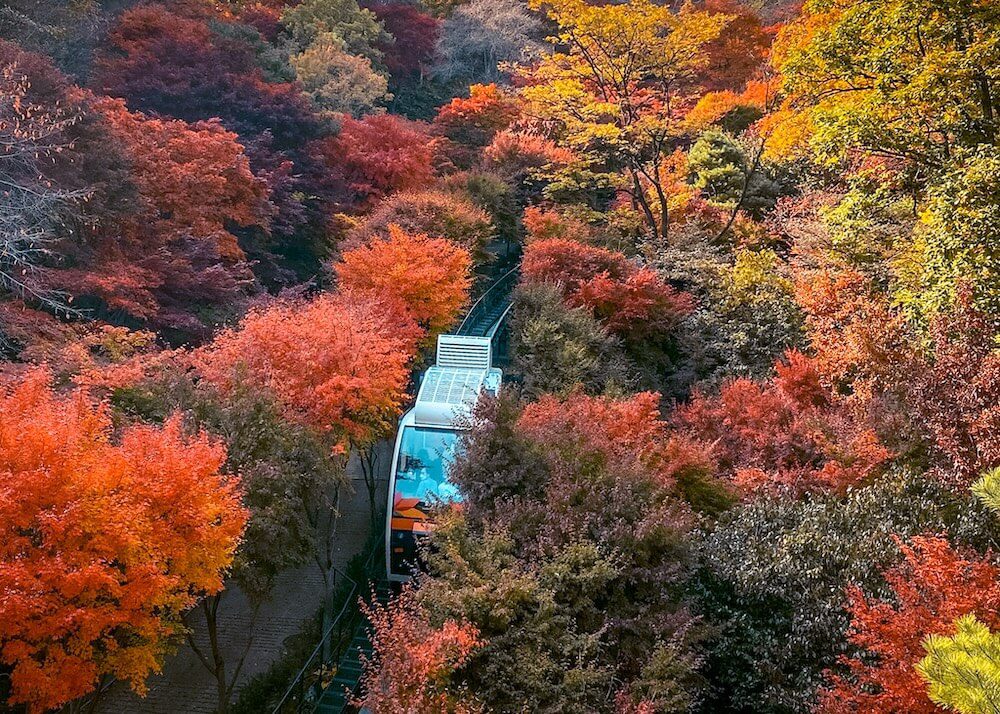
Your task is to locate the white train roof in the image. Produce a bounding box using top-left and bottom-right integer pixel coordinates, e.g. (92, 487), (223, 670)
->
(411, 335), (501, 428)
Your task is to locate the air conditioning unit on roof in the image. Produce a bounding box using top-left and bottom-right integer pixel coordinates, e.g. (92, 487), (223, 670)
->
(436, 334), (491, 371)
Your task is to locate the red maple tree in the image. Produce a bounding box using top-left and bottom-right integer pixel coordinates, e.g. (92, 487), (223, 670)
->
(522, 239), (694, 346)
(366, 2), (440, 83)
(818, 536), (1000, 714)
(50, 97), (270, 332)
(522, 238), (631, 290)
(483, 130), (576, 181)
(901, 296), (1000, 484)
(97, 97), (270, 261)
(519, 390), (718, 498)
(677, 350), (891, 493)
(793, 268), (908, 392)
(699, 0), (773, 93)
(96, 4), (332, 241)
(0, 369), (247, 713)
(194, 291), (421, 449)
(355, 587), (483, 714)
(324, 114), (436, 209)
(433, 83), (520, 167)
(434, 84), (520, 147)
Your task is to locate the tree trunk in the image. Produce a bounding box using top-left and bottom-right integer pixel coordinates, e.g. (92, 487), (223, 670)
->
(186, 592), (258, 714)
(630, 169), (660, 241)
(651, 176), (670, 240)
(205, 597), (229, 714)
(359, 442), (380, 526)
(83, 676), (108, 714)
(313, 480), (342, 661)
(715, 135), (767, 243)
(319, 543), (336, 662)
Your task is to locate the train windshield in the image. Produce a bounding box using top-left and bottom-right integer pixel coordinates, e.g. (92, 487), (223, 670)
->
(393, 427), (461, 506)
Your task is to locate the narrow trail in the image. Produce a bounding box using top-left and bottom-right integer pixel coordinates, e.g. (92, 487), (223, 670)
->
(99, 446), (390, 714)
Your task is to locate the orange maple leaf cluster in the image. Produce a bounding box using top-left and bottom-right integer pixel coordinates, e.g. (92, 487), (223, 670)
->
(194, 291), (422, 449)
(818, 536), (1000, 714)
(336, 224), (473, 342)
(678, 350), (892, 494)
(0, 369), (247, 713)
(356, 587), (483, 714)
(522, 238), (694, 343)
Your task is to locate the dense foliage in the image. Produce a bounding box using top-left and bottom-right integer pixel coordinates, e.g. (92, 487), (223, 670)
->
(2, 0), (999, 712)
(0, 370), (246, 712)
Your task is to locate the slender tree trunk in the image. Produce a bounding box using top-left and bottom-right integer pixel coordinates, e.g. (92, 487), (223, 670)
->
(651, 176), (670, 240)
(186, 591), (260, 714)
(201, 596), (229, 714)
(84, 676), (108, 714)
(630, 169), (659, 241)
(359, 442), (380, 526)
(312, 480), (341, 660)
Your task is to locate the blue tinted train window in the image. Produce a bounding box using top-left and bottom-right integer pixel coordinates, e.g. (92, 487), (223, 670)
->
(394, 427), (461, 504)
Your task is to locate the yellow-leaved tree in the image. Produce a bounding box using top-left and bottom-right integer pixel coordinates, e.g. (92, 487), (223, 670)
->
(518, 0), (730, 239)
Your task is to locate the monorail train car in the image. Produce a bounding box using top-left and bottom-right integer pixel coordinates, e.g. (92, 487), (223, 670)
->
(385, 334), (502, 582)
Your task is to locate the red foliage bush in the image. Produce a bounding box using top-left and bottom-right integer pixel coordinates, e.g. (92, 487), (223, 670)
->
(796, 270), (999, 483)
(366, 2), (440, 82)
(522, 239), (694, 345)
(434, 84), (520, 148)
(325, 114), (436, 209)
(522, 239), (631, 291)
(903, 298), (1000, 483)
(97, 5), (331, 238)
(576, 268), (695, 342)
(356, 587), (482, 714)
(699, 0), (773, 93)
(49, 98), (270, 331)
(521, 206), (592, 243)
(483, 130), (576, 179)
(677, 350), (892, 494)
(519, 391), (715, 493)
(194, 292), (421, 448)
(818, 536), (1000, 714)
(794, 269), (908, 391)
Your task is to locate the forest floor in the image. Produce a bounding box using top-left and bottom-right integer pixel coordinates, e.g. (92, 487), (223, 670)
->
(99, 445), (390, 714)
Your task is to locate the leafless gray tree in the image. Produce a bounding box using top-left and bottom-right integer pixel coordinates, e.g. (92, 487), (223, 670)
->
(0, 63), (86, 314)
(434, 0), (545, 85)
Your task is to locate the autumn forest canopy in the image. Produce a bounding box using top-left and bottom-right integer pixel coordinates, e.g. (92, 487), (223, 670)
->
(1, 0), (1000, 712)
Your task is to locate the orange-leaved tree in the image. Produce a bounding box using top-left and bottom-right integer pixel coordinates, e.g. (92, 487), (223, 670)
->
(325, 113), (436, 209)
(195, 290), (422, 526)
(192, 290), (421, 703)
(433, 83), (520, 168)
(677, 350), (892, 494)
(518, 390), (726, 512)
(355, 586), (483, 714)
(433, 83), (520, 148)
(522, 238), (631, 289)
(817, 536), (1000, 714)
(336, 224), (472, 343)
(0, 369), (247, 713)
(521, 238), (694, 354)
(96, 97), (270, 262)
(49, 96), (272, 334)
(195, 291), (421, 450)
